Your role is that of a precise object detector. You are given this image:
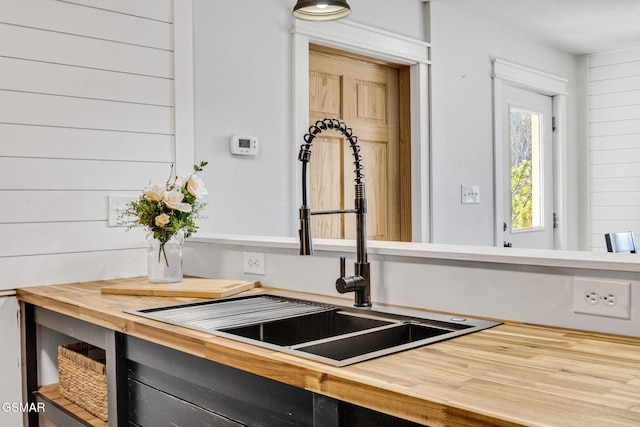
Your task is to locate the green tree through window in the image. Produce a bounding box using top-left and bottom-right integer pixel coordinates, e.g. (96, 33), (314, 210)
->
(510, 109), (539, 230)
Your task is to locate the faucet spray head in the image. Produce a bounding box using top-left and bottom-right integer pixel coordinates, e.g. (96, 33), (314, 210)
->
(299, 205), (313, 255)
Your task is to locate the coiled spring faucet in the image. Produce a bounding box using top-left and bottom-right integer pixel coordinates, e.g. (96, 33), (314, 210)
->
(298, 118), (371, 307)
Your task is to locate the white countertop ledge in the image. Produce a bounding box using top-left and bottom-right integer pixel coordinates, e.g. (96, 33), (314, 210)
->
(189, 234), (640, 273)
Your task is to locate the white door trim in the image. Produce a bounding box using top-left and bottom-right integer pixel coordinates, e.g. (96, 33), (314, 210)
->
(492, 59), (568, 249)
(292, 19), (431, 242)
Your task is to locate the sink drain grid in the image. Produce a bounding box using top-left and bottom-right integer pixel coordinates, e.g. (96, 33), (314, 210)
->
(129, 295), (336, 331)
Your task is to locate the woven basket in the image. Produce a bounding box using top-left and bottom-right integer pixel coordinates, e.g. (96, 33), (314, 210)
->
(58, 342), (108, 421)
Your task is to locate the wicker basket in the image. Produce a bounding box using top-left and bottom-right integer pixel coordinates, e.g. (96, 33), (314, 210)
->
(58, 342), (108, 422)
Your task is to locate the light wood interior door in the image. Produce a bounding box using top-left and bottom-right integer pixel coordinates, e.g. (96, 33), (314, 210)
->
(309, 45), (410, 241)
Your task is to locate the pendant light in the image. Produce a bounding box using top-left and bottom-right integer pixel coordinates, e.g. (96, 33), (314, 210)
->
(292, 0), (351, 21)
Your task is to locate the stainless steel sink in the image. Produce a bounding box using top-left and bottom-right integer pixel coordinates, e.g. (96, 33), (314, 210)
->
(129, 295), (500, 366)
(220, 309), (393, 346)
(294, 323), (455, 362)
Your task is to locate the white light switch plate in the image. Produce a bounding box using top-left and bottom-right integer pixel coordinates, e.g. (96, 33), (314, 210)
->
(108, 195), (137, 227)
(461, 185), (480, 204)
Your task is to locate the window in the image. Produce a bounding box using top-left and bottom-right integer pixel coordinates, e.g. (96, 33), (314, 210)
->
(510, 108), (543, 231)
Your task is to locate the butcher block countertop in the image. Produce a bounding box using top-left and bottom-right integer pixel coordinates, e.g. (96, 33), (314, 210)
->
(17, 277), (640, 427)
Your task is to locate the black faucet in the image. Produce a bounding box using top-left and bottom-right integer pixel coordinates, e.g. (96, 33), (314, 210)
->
(298, 118), (371, 307)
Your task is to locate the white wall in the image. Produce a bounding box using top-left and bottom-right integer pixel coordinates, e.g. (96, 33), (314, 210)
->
(0, 2), (181, 424)
(588, 46), (640, 250)
(192, 0), (588, 251)
(192, 0), (425, 238)
(428, 2), (582, 248)
(0, 0), (176, 289)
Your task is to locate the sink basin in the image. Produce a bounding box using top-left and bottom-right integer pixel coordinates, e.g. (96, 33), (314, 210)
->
(220, 309), (393, 346)
(129, 294), (500, 366)
(295, 323), (453, 362)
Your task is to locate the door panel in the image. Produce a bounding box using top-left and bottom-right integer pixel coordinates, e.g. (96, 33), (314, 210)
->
(356, 80), (387, 123)
(343, 139), (390, 240)
(309, 70), (341, 117)
(310, 136), (343, 238)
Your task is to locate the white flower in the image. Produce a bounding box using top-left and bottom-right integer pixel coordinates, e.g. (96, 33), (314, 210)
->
(186, 174), (208, 200)
(154, 213), (170, 227)
(144, 183), (165, 202)
(163, 190), (192, 212)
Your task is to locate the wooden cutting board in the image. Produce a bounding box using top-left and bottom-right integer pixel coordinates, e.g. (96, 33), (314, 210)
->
(100, 277), (260, 298)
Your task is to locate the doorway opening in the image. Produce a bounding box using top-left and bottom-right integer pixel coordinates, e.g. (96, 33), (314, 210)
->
(308, 44), (412, 242)
(492, 59), (568, 250)
(292, 19), (431, 243)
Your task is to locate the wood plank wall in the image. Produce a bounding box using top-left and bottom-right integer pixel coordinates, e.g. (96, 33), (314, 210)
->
(0, 0), (176, 288)
(588, 46), (640, 251)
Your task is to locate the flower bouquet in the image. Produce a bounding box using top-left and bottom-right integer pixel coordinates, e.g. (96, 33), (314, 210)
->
(120, 161), (208, 282)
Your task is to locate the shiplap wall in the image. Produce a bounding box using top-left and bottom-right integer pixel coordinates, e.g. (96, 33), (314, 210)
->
(0, 0), (176, 288)
(589, 46), (640, 251)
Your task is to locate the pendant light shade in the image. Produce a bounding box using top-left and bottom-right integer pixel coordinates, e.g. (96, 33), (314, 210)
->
(292, 0), (351, 21)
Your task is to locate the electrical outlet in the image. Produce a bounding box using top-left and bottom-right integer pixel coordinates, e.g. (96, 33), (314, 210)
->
(602, 293), (617, 307)
(573, 277), (631, 319)
(243, 252), (266, 275)
(584, 290), (599, 305)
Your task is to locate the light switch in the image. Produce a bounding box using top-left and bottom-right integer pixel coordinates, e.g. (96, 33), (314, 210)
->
(461, 185), (480, 204)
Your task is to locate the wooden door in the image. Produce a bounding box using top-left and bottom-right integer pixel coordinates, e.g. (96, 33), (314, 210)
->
(308, 45), (410, 241)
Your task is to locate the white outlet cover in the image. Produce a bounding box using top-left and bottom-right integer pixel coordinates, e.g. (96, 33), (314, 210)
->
(573, 277), (631, 319)
(243, 252), (266, 275)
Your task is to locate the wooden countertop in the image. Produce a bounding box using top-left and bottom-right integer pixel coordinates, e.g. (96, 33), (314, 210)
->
(17, 277), (640, 427)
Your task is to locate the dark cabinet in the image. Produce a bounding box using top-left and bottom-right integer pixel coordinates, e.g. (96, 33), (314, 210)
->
(125, 336), (312, 426)
(22, 304), (422, 427)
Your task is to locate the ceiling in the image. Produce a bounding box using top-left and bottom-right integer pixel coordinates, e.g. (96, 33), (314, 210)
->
(428, 0), (640, 55)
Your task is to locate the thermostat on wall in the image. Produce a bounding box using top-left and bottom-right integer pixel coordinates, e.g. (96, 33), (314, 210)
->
(229, 135), (259, 156)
